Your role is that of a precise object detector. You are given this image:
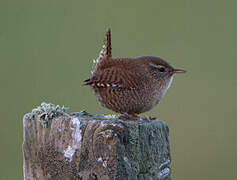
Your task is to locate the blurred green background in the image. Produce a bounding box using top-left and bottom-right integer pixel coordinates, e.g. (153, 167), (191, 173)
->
(0, 0), (236, 179)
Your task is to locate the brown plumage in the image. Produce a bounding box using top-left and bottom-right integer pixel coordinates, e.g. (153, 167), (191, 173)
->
(84, 28), (185, 116)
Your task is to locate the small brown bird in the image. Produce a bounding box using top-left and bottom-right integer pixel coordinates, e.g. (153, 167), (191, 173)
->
(84, 28), (185, 118)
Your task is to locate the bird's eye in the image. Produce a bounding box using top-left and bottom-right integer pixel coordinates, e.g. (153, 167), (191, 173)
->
(158, 66), (165, 72)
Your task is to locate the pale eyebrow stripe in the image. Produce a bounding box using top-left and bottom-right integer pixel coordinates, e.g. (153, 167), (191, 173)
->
(149, 62), (163, 68)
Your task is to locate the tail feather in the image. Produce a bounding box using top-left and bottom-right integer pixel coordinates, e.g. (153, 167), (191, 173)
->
(105, 28), (112, 58)
(83, 78), (92, 85)
(91, 28), (112, 75)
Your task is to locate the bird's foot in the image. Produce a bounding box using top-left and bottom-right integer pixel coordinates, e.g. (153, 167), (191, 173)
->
(142, 114), (157, 121)
(149, 116), (157, 120)
(119, 113), (139, 120)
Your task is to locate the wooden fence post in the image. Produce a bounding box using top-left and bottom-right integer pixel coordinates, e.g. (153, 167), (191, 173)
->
(22, 104), (171, 180)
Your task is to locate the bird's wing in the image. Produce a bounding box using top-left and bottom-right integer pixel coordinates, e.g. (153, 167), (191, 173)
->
(84, 67), (141, 90)
(91, 28), (112, 76)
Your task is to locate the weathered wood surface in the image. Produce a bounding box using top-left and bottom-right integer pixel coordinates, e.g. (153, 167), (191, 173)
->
(23, 111), (171, 180)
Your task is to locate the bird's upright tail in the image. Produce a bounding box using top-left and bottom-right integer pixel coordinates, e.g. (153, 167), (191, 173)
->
(105, 28), (112, 58)
(91, 28), (113, 75)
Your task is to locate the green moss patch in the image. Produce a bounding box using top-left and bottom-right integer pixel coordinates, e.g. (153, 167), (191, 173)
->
(31, 102), (68, 127)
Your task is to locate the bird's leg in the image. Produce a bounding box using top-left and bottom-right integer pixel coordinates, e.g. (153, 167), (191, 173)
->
(119, 113), (139, 120)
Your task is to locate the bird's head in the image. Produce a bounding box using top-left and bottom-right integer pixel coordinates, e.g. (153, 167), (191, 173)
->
(142, 56), (186, 80)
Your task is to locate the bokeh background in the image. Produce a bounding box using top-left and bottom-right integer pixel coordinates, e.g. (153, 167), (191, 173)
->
(1, 0), (236, 179)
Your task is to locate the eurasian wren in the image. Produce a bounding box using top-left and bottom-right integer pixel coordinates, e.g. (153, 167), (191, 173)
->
(84, 28), (185, 117)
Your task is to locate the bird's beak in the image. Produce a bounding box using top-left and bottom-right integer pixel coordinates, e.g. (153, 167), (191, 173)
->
(173, 68), (186, 74)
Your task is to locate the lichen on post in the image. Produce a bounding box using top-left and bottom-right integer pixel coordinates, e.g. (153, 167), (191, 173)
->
(22, 103), (171, 180)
